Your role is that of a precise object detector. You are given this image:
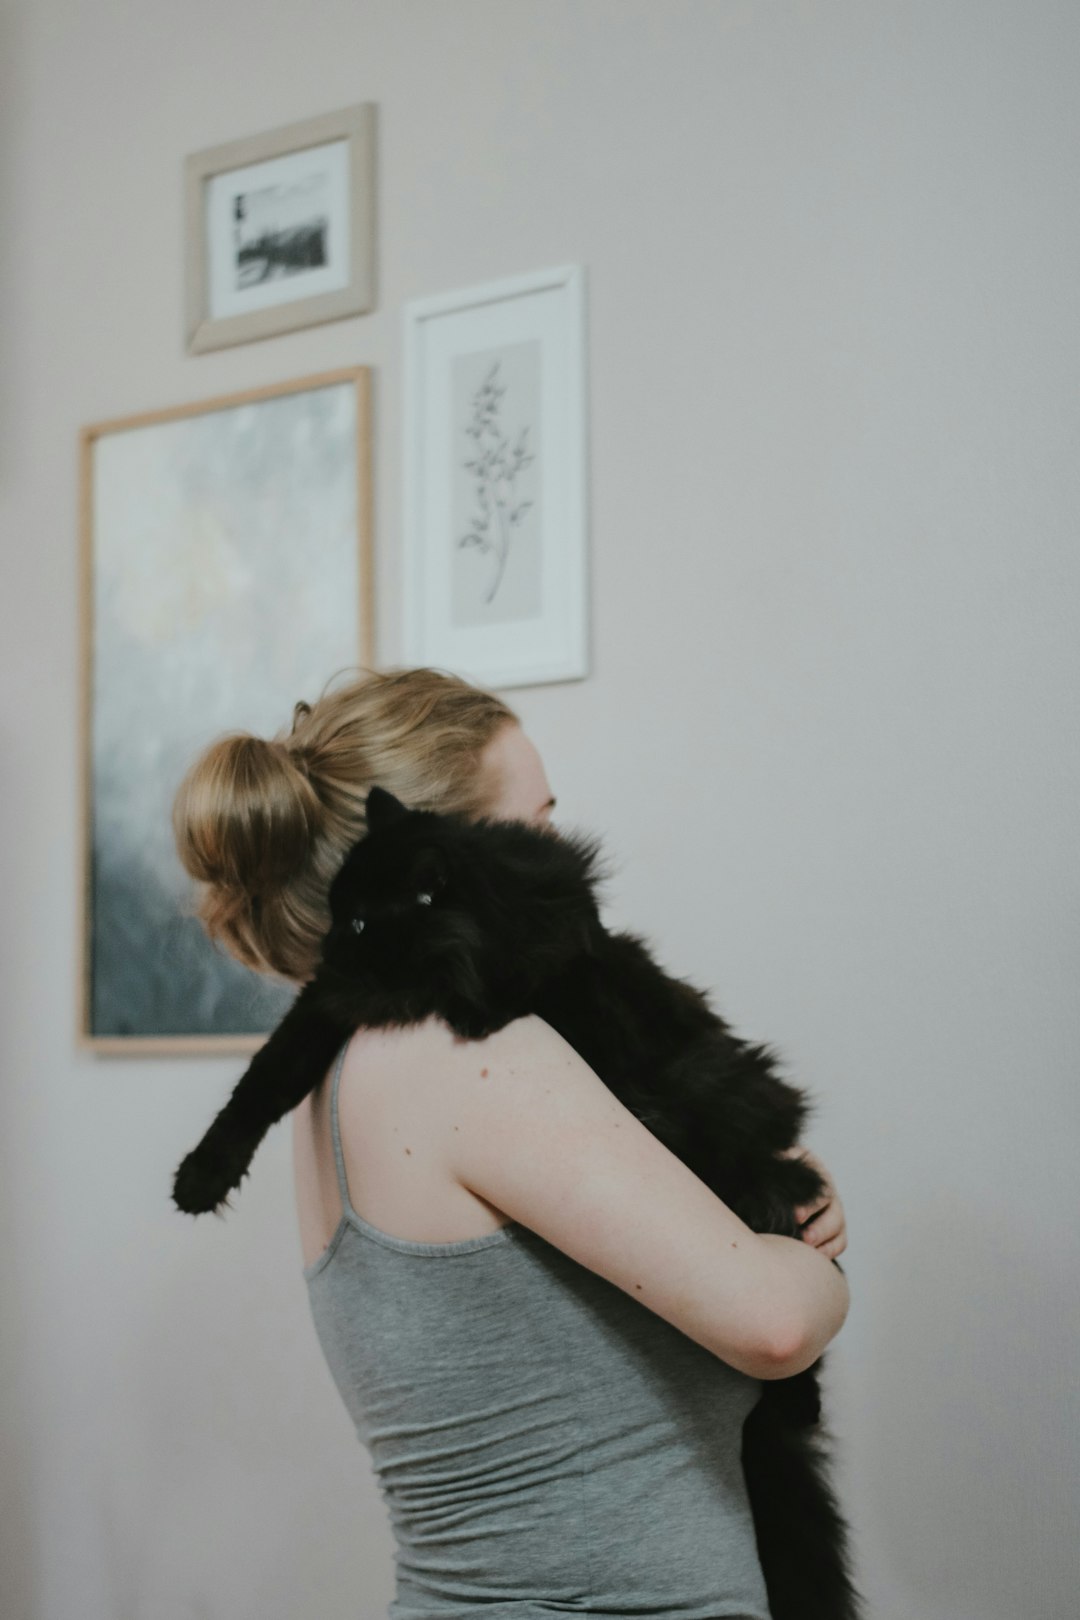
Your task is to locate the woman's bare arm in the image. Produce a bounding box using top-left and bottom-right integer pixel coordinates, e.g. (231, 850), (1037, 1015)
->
(424, 1013), (849, 1379)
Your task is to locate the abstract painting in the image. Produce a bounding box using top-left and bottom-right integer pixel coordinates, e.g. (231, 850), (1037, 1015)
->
(78, 367), (372, 1052)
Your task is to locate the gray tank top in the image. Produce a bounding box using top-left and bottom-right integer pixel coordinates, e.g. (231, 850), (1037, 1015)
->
(303, 1038), (772, 1620)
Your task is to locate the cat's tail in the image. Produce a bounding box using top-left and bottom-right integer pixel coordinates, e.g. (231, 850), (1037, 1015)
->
(172, 988), (352, 1217)
(742, 1395), (863, 1620)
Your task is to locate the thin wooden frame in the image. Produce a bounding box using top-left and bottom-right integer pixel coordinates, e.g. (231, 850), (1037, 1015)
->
(185, 104), (376, 354)
(403, 264), (589, 689)
(77, 366), (373, 1055)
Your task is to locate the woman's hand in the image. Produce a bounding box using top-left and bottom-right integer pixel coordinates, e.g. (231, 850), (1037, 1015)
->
(778, 1145), (847, 1260)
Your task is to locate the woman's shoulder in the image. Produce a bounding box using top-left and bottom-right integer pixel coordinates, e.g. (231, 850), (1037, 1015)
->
(333, 1015), (569, 1132)
(333, 1013), (575, 1203)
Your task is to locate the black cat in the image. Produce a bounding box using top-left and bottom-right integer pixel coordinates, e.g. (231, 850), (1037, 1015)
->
(173, 786), (861, 1620)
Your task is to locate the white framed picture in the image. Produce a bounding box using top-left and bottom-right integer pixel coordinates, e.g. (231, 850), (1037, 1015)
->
(184, 104), (376, 354)
(403, 264), (589, 689)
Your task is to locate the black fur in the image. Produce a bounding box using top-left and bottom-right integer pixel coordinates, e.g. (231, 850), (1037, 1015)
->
(173, 786), (861, 1619)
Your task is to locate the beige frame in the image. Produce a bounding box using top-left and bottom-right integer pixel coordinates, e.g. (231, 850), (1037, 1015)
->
(77, 366), (374, 1055)
(184, 103), (376, 354)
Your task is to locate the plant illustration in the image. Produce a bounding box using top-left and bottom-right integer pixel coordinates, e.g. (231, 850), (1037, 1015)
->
(459, 360), (534, 604)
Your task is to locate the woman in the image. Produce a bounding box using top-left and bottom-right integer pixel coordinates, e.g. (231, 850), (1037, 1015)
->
(173, 664), (849, 1620)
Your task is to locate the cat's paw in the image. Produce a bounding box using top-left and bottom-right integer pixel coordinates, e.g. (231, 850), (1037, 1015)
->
(447, 1010), (499, 1041)
(172, 1134), (253, 1216)
(441, 998), (504, 1041)
(728, 1152), (828, 1238)
(769, 1151), (827, 1212)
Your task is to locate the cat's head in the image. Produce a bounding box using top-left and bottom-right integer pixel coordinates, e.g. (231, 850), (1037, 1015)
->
(320, 786), (610, 1001)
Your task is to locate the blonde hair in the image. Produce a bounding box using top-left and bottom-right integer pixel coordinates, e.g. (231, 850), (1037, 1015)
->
(172, 665), (519, 984)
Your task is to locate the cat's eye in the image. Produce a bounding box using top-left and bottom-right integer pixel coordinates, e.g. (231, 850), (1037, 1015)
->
(416, 891), (433, 906)
(351, 916), (365, 934)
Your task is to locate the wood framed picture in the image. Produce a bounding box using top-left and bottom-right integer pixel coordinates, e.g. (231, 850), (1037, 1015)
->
(78, 367), (373, 1054)
(403, 264), (589, 690)
(184, 103), (376, 354)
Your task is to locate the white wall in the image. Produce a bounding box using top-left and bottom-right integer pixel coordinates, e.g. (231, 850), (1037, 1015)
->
(2, 3), (1077, 1617)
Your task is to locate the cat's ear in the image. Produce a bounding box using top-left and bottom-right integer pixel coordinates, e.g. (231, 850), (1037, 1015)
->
(365, 785), (409, 830)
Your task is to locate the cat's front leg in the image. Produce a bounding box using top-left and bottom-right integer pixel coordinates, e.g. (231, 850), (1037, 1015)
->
(172, 986), (350, 1215)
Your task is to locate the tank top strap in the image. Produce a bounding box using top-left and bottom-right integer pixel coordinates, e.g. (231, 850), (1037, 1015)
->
(328, 1036), (355, 1217)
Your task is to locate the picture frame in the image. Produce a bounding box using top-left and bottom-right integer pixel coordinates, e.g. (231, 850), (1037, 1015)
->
(78, 367), (373, 1054)
(403, 264), (589, 690)
(184, 104), (376, 355)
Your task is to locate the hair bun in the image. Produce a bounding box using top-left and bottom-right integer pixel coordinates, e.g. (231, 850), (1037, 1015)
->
(172, 731), (322, 902)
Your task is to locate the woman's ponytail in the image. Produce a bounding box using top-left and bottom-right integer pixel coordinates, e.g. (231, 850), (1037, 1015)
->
(172, 664), (518, 983)
(172, 732), (323, 974)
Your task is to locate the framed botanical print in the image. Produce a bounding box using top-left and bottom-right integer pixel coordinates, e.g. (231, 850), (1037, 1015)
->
(403, 264), (589, 690)
(184, 104), (376, 354)
(78, 367), (373, 1053)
